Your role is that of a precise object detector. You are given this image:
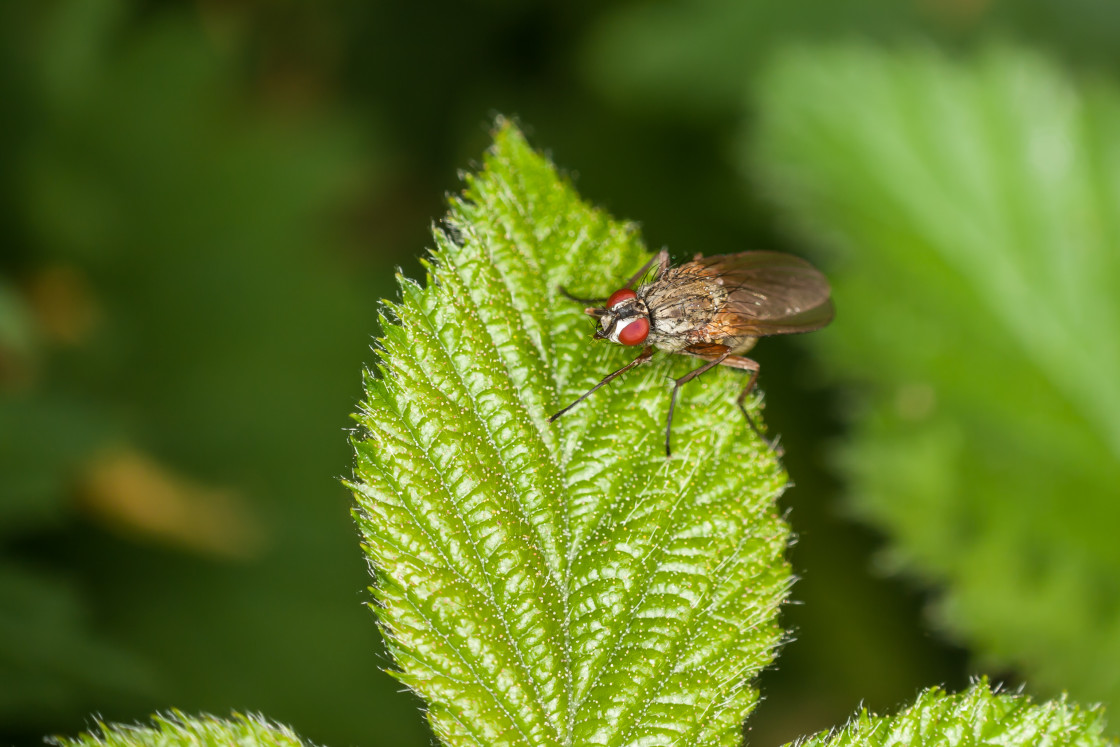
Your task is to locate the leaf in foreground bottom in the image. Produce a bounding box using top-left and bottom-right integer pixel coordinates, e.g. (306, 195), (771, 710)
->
(349, 120), (790, 746)
(790, 680), (1110, 747)
(51, 713), (311, 747)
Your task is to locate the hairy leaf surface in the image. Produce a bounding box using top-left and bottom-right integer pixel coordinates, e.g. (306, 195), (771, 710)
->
(350, 121), (790, 746)
(51, 713), (312, 747)
(789, 681), (1110, 747)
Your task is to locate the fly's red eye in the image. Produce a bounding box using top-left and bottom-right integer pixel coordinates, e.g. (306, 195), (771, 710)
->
(617, 317), (649, 346)
(607, 288), (637, 308)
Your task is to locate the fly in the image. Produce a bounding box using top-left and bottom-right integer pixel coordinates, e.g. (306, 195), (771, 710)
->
(550, 250), (834, 457)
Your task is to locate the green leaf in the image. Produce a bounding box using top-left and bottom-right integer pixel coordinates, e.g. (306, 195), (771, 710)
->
(582, 0), (927, 117)
(350, 120), (790, 746)
(749, 46), (1120, 711)
(581, 0), (1120, 120)
(51, 712), (312, 747)
(789, 680), (1111, 747)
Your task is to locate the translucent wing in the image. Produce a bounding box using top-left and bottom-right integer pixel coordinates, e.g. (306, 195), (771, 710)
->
(692, 251), (834, 336)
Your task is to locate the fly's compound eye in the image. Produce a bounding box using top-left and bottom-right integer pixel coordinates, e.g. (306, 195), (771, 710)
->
(616, 317), (650, 346)
(607, 288), (637, 308)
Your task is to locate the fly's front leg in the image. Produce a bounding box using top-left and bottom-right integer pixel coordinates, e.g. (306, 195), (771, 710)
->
(558, 249), (669, 304)
(558, 287), (607, 305)
(550, 345), (655, 422)
(624, 249), (670, 289)
(666, 345), (731, 458)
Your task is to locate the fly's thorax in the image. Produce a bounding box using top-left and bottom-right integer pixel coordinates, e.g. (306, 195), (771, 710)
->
(641, 274), (728, 348)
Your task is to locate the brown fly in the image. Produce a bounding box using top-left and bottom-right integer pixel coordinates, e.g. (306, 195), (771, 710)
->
(551, 250), (834, 457)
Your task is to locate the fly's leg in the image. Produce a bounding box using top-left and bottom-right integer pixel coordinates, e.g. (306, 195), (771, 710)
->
(550, 345), (655, 422)
(666, 346), (731, 458)
(733, 365), (781, 455)
(680, 346), (780, 455)
(558, 250), (669, 305)
(624, 248), (670, 289)
(558, 287), (606, 305)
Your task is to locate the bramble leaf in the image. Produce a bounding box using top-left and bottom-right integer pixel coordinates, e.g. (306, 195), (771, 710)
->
(789, 680), (1110, 747)
(50, 712), (312, 747)
(349, 120), (790, 746)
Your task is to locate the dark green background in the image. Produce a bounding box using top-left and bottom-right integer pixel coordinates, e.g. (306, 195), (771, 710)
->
(4, 1), (1119, 746)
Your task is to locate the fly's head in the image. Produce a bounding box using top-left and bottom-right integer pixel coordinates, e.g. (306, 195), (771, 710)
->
(586, 288), (650, 346)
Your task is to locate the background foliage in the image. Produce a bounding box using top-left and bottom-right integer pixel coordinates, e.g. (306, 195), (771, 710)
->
(750, 44), (1120, 715)
(2, 0), (1118, 746)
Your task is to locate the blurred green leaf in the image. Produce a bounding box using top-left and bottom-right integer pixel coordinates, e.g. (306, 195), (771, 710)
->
(581, 0), (1120, 120)
(788, 679), (1110, 747)
(0, 0), (419, 742)
(51, 712), (310, 747)
(0, 566), (151, 721)
(351, 120), (791, 746)
(750, 45), (1120, 712)
(582, 0), (923, 117)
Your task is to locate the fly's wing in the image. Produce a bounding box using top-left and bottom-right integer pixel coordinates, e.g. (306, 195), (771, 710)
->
(693, 252), (834, 336)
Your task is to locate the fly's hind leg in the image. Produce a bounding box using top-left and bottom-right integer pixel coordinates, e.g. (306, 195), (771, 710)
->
(731, 363), (782, 456)
(681, 345), (781, 456)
